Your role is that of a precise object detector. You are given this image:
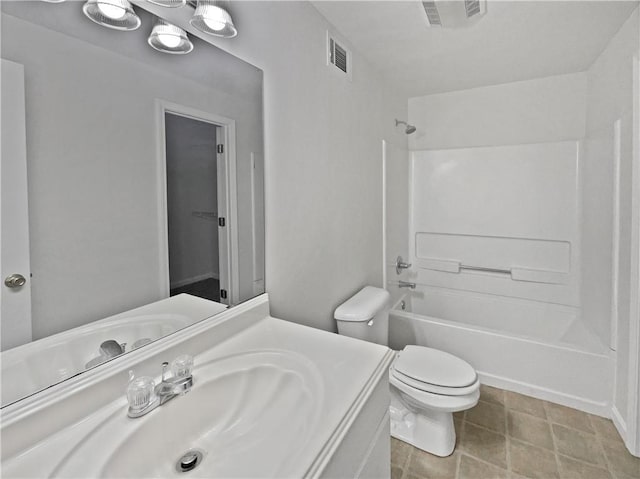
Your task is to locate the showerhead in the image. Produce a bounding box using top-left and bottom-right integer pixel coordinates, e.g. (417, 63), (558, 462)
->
(395, 119), (416, 135)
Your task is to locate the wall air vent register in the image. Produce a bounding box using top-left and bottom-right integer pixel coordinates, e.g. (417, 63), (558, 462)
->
(327, 32), (352, 81)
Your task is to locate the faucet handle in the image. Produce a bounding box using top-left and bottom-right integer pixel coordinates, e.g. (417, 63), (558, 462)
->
(127, 375), (157, 413)
(171, 355), (194, 379)
(395, 256), (412, 275)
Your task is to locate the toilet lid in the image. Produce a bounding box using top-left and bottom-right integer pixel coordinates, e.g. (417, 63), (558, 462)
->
(394, 345), (477, 388)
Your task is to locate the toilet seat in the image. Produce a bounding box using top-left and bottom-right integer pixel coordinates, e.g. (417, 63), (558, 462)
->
(390, 371), (480, 412)
(390, 366), (479, 396)
(390, 345), (478, 396)
(394, 345), (477, 388)
(389, 345), (480, 412)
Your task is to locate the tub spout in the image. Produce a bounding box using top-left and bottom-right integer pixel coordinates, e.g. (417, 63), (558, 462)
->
(398, 281), (416, 289)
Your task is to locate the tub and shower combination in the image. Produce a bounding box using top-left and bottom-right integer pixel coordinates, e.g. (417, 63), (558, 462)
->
(389, 141), (613, 415)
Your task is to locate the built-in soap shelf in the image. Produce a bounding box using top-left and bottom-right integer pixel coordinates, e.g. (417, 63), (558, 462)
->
(415, 258), (568, 285)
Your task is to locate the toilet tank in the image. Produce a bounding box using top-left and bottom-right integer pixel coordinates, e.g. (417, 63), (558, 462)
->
(334, 286), (390, 346)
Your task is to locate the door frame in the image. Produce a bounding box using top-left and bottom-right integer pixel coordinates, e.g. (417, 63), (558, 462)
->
(625, 54), (640, 457)
(155, 99), (239, 305)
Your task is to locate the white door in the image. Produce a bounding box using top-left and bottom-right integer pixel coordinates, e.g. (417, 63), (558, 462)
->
(1, 59), (32, 350)
(216, 126), (230, 305)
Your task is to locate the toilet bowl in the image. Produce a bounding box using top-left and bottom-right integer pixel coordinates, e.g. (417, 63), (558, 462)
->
(335, 286), (479, 457)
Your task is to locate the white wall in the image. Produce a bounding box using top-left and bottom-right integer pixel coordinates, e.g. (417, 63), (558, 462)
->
(408, 72), (587, 150)
(181, 1), (409, 331)
(383, 141), (409, 304)
(1, 12), (262, 338)
(165, 114), (218, 288)
(584, 6), (639, 435)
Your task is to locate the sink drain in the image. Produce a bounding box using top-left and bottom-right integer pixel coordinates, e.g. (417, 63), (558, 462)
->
(176, 450), (204, 473)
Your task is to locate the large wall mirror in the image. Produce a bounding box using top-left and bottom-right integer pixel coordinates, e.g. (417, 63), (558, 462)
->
(0, 0), (264, 406)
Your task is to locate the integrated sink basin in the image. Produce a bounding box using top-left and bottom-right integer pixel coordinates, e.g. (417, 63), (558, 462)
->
(47, 351), (323, 478)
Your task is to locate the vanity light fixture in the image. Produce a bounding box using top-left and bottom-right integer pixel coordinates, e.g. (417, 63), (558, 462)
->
(190, 0), (237, 38)
(40, 0), (67, 3)
(148, 18), (194, 54)
(148, 0), (187, 7)
(82, 0), (141, 31)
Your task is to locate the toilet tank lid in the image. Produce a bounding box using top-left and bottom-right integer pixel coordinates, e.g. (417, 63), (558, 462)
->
(334, 286), (390, 321)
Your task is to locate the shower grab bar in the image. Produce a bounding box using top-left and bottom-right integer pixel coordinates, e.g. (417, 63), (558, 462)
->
(459, 264), (511, 275)
(415, 258), (567, 285)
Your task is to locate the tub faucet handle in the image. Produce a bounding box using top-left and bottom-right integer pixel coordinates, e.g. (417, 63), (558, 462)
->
(395, 256), (412, 275)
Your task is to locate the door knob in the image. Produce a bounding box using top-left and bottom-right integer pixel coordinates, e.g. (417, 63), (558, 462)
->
(4, 274), (26, 288)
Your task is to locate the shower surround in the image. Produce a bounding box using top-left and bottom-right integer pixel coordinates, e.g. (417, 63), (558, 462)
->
(388, 139), (611, 414)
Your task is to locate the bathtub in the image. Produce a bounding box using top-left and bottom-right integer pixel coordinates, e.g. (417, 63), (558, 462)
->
(1, 294), (227, 406)
(389, 286), (613, 415)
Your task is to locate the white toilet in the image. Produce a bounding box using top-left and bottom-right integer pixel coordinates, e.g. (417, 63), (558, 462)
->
(335, 286), (479, 457)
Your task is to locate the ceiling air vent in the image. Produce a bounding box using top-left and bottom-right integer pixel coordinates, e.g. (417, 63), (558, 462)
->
(422, 1), (441, 26)
(422, 0), (486, 28)
(327, 33), (352, 80)
(465, 0), (482, 17)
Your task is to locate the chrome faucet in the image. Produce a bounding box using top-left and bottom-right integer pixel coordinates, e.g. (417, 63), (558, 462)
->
(398, 280), (416, 289)
(127, 355), (194, 418)
(155, 362), (193, 405)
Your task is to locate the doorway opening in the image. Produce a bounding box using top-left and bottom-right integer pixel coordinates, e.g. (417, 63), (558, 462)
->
(157, 101), (238, 306)
(165, 113), (220, 302)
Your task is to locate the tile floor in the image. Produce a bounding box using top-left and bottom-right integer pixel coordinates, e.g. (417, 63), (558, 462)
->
(391, 385), (640, 479)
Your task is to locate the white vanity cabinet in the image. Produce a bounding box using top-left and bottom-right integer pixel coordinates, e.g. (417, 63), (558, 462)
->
(320, 378), (392, 478)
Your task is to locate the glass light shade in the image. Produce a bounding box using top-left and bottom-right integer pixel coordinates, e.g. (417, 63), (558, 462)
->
(82, 0), (141, 31)
(40, 0), (67, 3)
(148, 18), (194, 54)
(147, 0), (187, 7)
(98, 2), (126, 19)
(190, 0), (237, 38)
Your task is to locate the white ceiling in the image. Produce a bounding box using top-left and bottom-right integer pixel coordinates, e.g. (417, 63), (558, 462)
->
(312, 0), (639, 97)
